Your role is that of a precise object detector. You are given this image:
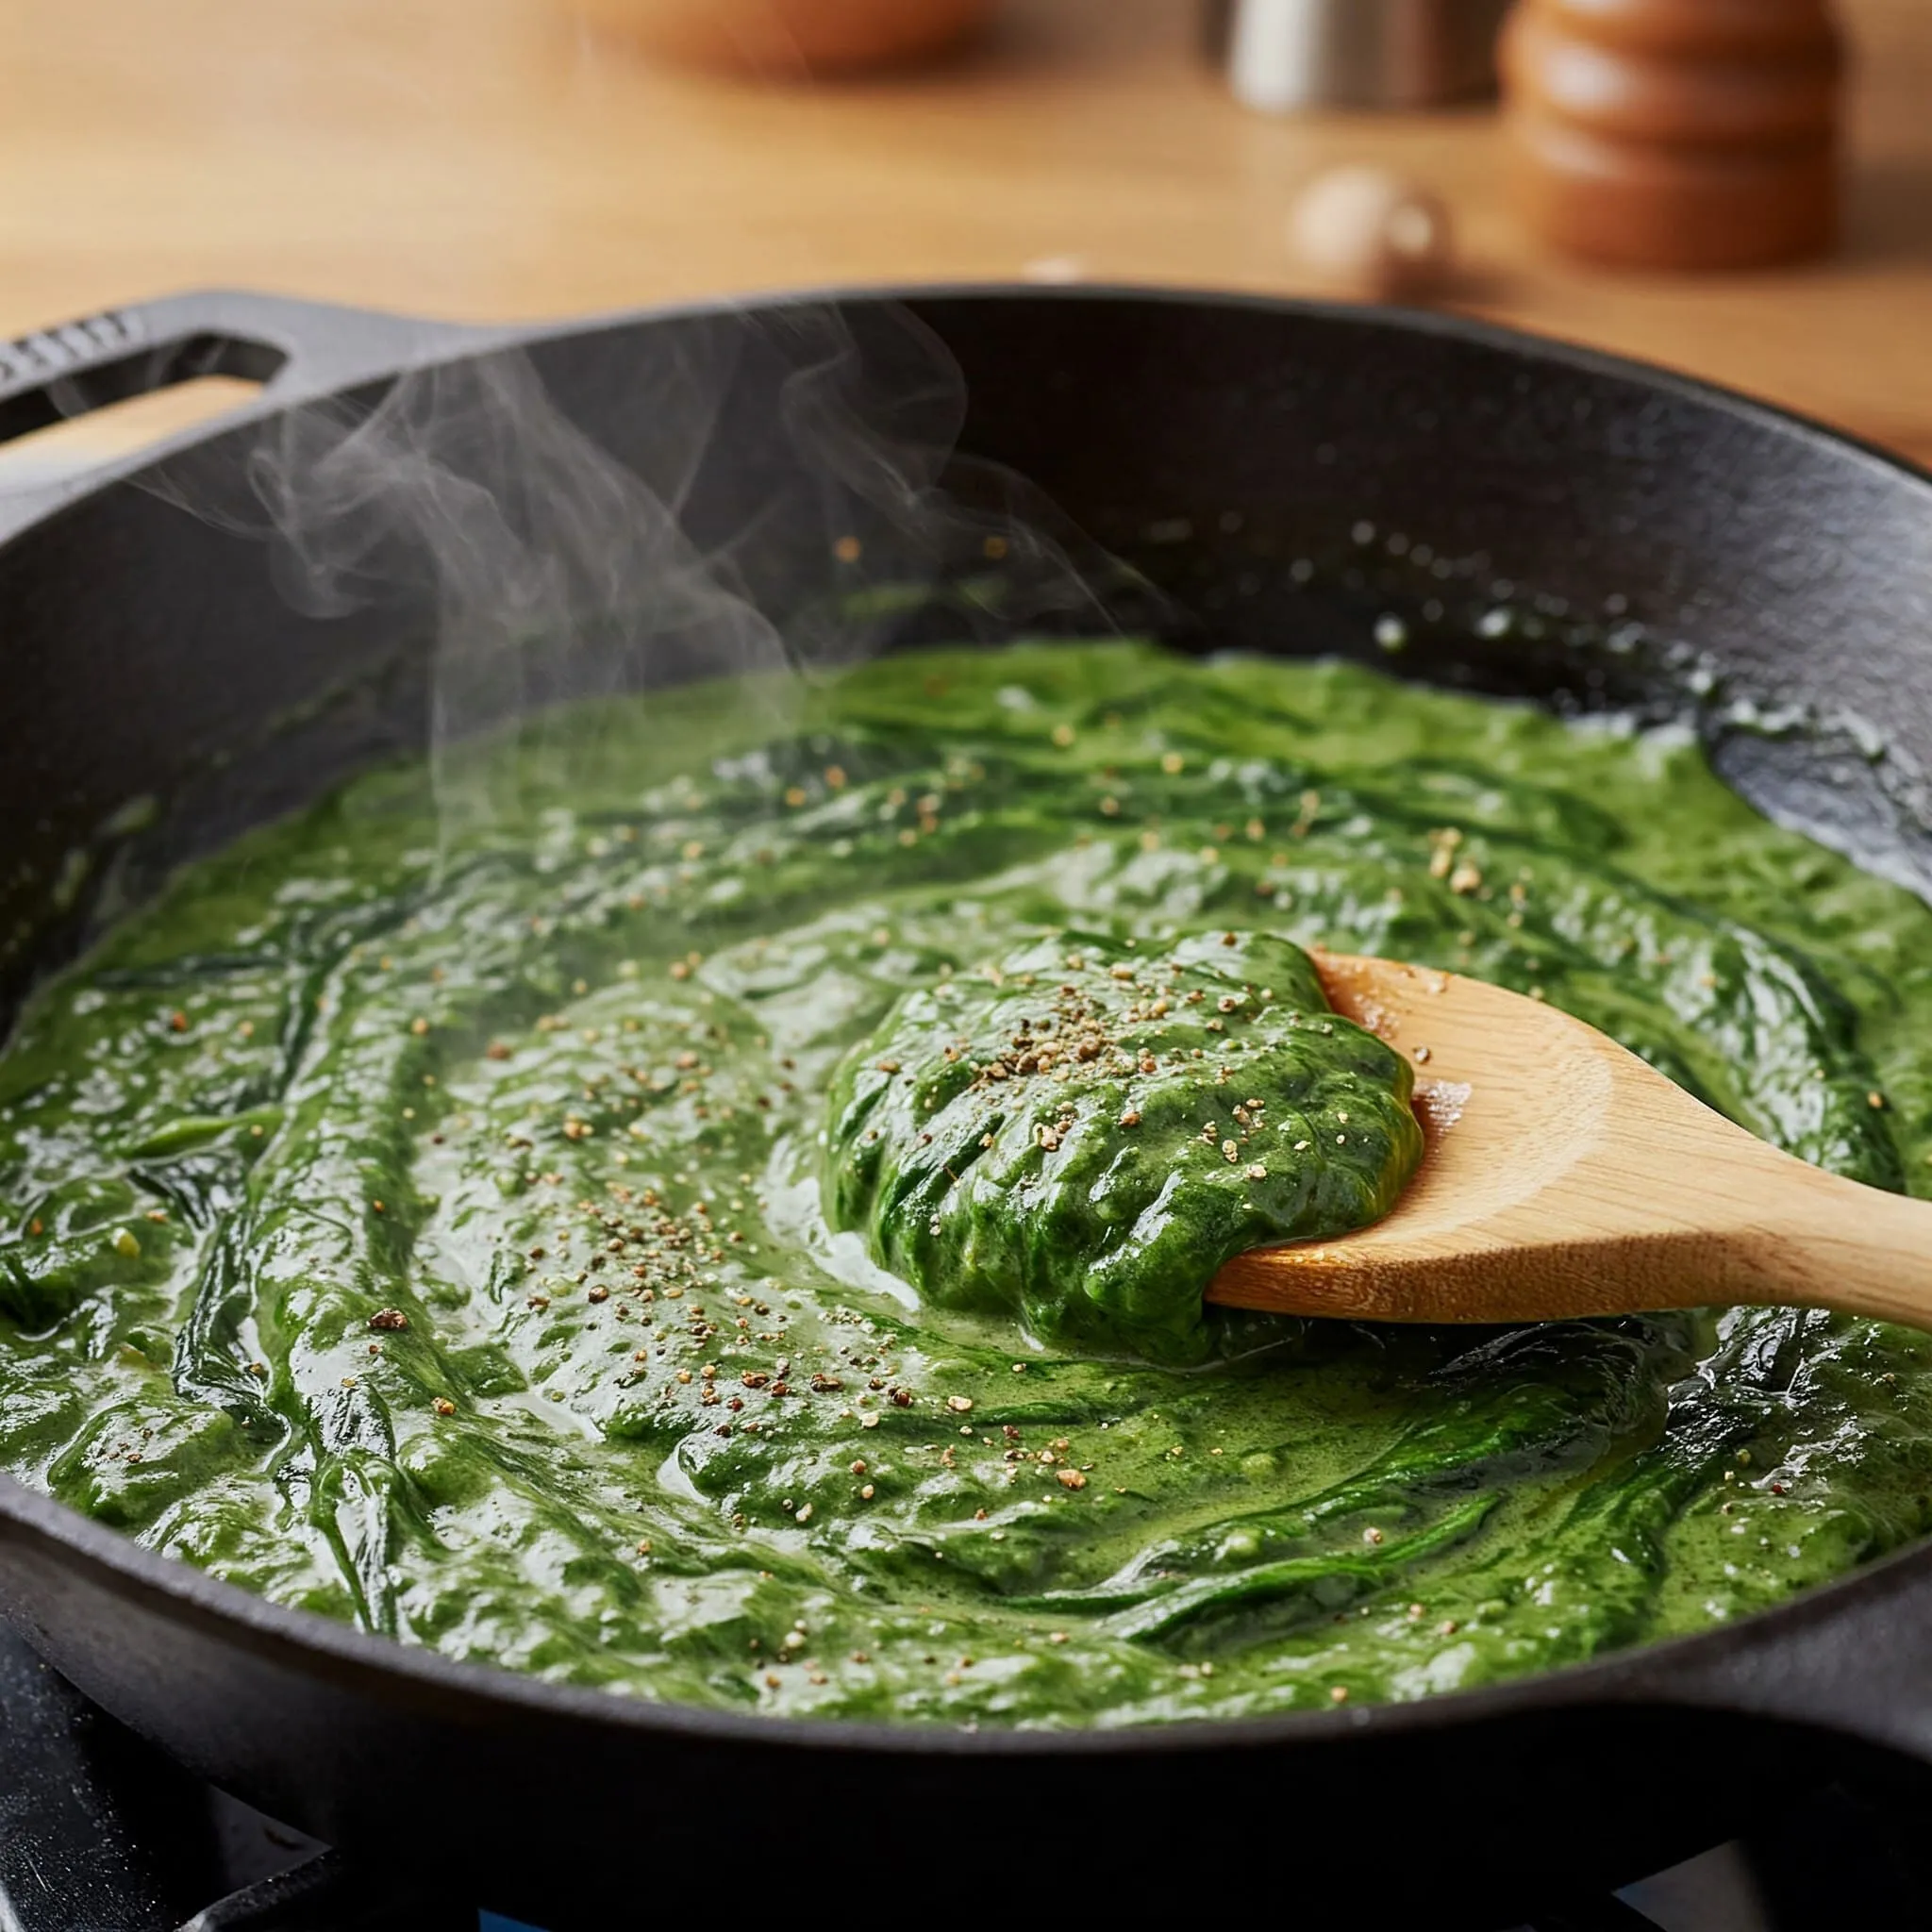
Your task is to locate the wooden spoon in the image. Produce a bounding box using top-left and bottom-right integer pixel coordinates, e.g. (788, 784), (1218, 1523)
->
(1207, 952), (1932, 1327)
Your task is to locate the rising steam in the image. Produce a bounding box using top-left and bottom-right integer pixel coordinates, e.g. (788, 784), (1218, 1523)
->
(242, 342), (787, 835)
(204, 301), (1127, 836)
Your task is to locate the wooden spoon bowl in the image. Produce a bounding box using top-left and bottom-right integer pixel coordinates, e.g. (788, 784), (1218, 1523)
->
(1208, 952), (1932, 1328)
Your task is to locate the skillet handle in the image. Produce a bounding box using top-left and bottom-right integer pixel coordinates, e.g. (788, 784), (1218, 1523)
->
(0, 289), (502, 544)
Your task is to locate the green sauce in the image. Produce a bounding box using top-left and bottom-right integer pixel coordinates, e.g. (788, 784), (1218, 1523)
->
(827, 930), (1420, 1363)
(6, 641), (1932, 1726)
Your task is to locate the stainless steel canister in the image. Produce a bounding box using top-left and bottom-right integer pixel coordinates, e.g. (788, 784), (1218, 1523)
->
(1203, 0), (1512, 111)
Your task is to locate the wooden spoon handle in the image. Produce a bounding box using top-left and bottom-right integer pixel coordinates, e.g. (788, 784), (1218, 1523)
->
(1576, 1112), (1932, 1327)
(1729, 1158), (1932, 1328)
(1211, 1126), (1932, 1330)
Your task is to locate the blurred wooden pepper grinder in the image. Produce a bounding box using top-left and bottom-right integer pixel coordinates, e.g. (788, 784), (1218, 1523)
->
(1501, 0), (1844, 270)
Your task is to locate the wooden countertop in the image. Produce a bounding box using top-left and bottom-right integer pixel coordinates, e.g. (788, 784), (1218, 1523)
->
(1, 0), (1928, 465)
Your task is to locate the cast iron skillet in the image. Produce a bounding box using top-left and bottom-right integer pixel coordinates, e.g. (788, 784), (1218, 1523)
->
(3, 287), (1932, 1923)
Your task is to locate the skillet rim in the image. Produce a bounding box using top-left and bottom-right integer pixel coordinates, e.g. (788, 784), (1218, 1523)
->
(10, 1458), (1932, 1760)
(3, 279), (1932, 1761)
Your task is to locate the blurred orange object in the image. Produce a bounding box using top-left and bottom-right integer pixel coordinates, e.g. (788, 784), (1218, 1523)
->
(1502, 0), (1844, 271)
(572, 0), (998, 74)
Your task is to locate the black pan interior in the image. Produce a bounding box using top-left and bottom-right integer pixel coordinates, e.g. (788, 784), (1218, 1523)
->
(8, 291), (1932, 1014)
(4, 289), (1932, 1918)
